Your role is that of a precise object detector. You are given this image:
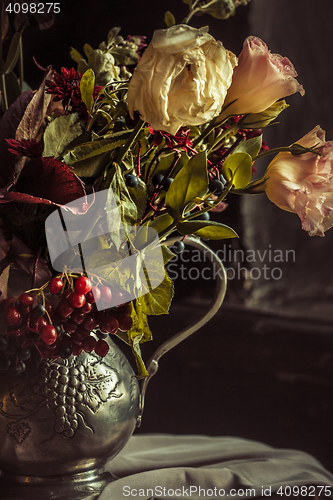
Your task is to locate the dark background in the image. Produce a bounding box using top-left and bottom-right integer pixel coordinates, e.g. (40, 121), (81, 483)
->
(5, 0), (333, 474)
(15, 0), (250, 88)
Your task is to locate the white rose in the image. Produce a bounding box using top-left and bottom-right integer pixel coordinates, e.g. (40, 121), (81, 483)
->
(127, 24), (237, 135)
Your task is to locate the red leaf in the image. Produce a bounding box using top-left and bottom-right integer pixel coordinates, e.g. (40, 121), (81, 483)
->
(1, 156), (86, 209)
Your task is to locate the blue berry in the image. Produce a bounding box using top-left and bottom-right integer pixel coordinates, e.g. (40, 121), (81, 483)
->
(209, 179), (224, 195)
(219, 174), (227, 186)
(4, 342), (16, 356)
(162, 177), (173, 191)
(173, 241), (185, 254)
(194, 210), (210, 221)
(152, 173), (164, 186)
(53, 322), (63, 337)
(125, 174), (139, 188)
(17, 347), (31, 361)
(113, 118), (126, 131)
(0, 358), (11, 371)
(58, 343), (72, 359)
(33, 304), (46, 317)
(8, 362), (24, 377)
(0, 336), (9, 350)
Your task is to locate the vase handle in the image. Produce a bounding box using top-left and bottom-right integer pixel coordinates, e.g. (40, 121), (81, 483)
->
(136, 236), (227, 427)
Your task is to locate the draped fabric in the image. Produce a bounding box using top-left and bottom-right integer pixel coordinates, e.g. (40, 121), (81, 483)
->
(99, 434), (333, 499)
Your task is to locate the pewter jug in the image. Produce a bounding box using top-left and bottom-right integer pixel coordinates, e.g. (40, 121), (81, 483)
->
(0, 237), (226, 500)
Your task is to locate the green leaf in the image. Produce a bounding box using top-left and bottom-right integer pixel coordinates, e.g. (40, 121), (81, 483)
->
(165, 152), (208, 220)
(148, 213), (174, 236)
(83, 43), (94, 59)
(182, 0), (193, 5)
(126, 299), (153, 378)
(107, 27), (121, 47)
(222, 152), (253, 189)
(139, 268), (174, 315)
(80, 69), (95, 113)
(110, 46), (139, 66)
(131, 299), (152, 342)
(70, 47), (84, 64)
(162, 245), (175, 265)
(1, 71), (21, 107)
(127, 177), (147, 221)
(146, 151), (189, 192)
(176, 220), (238, 239)
(84, 247), (132, 290)
(164, 11), (176, 27)
(1, 30), (23, 75)
(43, 113), (83, 159)
(62, 131), (131, 165)
(132, 335), (149, 378)
(71, 152), (111, 178)
(239, 101), (289, 129)
(108, 164), (138, 248)
(233, 136), (262, 159)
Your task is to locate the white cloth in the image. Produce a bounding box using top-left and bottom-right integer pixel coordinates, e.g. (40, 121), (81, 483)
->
(100, 434), (333, 499)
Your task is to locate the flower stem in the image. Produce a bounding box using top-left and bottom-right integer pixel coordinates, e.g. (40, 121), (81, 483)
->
(182, 0), (219, 24)
(158, 221), (177, 241)
(116, 119), (145, 165)
(252, 147), (295, 162)
(206, 123), (239, 154)
(192, 121), (215, 148)
(19, 36), (24, 93)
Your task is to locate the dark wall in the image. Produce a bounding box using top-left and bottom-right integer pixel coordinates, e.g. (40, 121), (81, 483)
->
(242, 0), (333, 320)
(19, 0), (250, 88)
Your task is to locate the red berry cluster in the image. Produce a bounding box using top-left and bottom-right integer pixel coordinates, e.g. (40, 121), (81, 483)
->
(0, 276), (133, 376)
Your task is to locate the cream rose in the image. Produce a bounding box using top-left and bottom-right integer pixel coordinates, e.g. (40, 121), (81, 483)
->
(264, 126), (333, 236)
(219, 36), (304, 120)
(127, 24), (237, 135)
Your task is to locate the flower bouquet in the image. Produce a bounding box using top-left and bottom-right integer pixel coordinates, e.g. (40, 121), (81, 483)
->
(0, 0), (332, 382)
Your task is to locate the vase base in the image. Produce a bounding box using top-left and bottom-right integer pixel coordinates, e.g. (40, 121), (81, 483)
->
(0, 468), (116, 500)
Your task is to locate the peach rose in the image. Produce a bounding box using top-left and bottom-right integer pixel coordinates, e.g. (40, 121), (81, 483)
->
(264, 126), (333, 236)
(127, 24), (237, 135)
(219, 36), (304, 120)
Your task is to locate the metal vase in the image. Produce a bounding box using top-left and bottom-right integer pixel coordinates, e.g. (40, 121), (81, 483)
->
(0, 237), (227, 500)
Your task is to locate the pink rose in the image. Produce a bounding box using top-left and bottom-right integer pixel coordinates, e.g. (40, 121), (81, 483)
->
(220, 36), (304, 119)
(264, 126), (333, 236)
